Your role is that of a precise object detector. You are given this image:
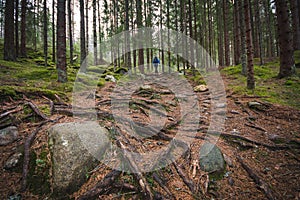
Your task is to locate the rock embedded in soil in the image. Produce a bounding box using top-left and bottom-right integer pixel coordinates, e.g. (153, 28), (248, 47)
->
(199, 143), (225, 175)
(0, 126), (18, 146)
(194, 85), (208, 92)
(48, 121), (109, 198)
(4, 152), (23, 170)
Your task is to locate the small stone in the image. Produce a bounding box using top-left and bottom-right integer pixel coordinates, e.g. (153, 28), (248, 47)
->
(230, 129), (240, 135)
(105, 75), (116, 82)
(223, 154), (234, 167)
(203, 100), (211, 104)
(4, 152), (23, 170)
(248, 101), (261, 107)
(194, 85), (208, 92)
(230, 110), (239, 114)
(228, 177), (234, 186)
(140, 85), (152, 90)
(0, 126), (18, 146)
(216, 103), (226, 108)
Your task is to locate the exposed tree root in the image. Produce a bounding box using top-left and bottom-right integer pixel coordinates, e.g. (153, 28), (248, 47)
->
(237, 156), (275, 200)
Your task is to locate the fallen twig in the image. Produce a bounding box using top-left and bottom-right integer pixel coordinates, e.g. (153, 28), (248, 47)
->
(26, 101), (49, 120)
(78, 170), (122, 200)
(153, 172), (174, 198)
(237, 156), (274, 200)
(0, 107), (22, 120)
(20, 117), (62, 192)
(245, 123), (267, 132)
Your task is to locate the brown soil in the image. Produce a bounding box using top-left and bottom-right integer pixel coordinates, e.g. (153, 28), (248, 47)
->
(0, 73), (299, 200)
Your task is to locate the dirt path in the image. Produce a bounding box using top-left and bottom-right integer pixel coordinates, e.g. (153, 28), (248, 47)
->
(0, 73), (299, 199)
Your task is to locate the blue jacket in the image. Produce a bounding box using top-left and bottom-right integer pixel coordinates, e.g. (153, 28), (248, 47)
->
(153, 57), (160, 64)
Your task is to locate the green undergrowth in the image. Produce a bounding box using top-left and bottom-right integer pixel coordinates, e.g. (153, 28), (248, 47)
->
(221, 57), (300, 109)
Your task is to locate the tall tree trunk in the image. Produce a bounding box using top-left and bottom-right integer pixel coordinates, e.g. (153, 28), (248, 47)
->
(263, 0), (275, 58)
(15, 0), (19, 57)
(131, 0), (136, 72)
(244, 0), (255, 89)
(97, 0), (103, 63)
(255, 0), (263, 65)
(223, 0), (230, 66)
(160, 0), (164, 72)
(85, 0), (89, 54)
(57, 0), (67, 82)
(239, 0), (247, 75)
(4, 0), (15, 61)
(167, 0), (171, 73)
(0, 0), (4, 38)
(234, 1), (241, 65)
(289, 0), (300, 50)
(80, 0), (86, 65)
(217, 0), (224, 67)
(275, 0), (295, 78)
(68, 0), (74, 65)
(93, 0), (97, 65)
(20, 0), (26, 57)
(180, 0), (186, 74)
(136, 0), (144, 73)
(43, 0), (48, 67)
(188, 0), (194, 71)
(52, 0), (55, 62)
(125, 0), (131, 70)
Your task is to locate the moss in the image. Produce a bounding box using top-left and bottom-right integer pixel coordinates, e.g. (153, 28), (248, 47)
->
(97, 78), (106, 87)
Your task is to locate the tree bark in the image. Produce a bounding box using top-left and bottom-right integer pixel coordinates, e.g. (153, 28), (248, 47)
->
(234, 0), (241, 65)
(97, 0), (103, 63)
(20, 0), (27, 57)
(275, 0), (295, 78)
(4, 0), (15, 61)
(52, 0), (56, 62)
(68, 0), (74, 65)
(239, 0), (247, 75)
(93, 0), (97, 65)
(85, 0), (89, 54)
(136, 0), (144, 73)
(43, 0), (48, 67)
(289, 0), (300, 50)
(15, 0), (19, 57)
(56, 0), (67, 82)
(125, 0), (131, 70)
(244, 0), (255, 89)
(80, 0), (86, 65)
(223, 0), (230, 66)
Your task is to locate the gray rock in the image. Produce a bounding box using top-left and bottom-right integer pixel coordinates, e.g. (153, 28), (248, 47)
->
(48, 121), (109, 197)
(199, 143), (225, 174)
(4, 152), (23, 170)
(194, 85), (208, 92)
(0, 126), (18, 146)
(216, 103), (226, 108)
(105, 75), (116, 82)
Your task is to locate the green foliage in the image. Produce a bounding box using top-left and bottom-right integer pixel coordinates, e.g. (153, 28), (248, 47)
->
(221, 60), (300, 109)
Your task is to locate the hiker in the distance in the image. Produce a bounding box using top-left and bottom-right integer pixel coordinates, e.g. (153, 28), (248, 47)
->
(152, 56), (160, 73)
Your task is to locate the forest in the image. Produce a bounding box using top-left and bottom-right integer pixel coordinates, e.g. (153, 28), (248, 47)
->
(0, 0), (300, 199)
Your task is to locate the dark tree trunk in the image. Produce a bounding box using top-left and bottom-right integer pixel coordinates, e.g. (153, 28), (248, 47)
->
(56, 0), (67, 82)
(20, 0), (26, 57)
(289, 0), (300, 50)
(80, 0), (86, 65)
(97, 0), (103, 62)
(160, 0), (164, 72)
(93, 0), (97, 65)
(255, 0), (263, 65)
(263, 0), (275, 58)
(244, 0), (255, 89)
(68, 0), (74, 65)
(275, 0), (295, 78)
(15, 0), (19, 57)
(223, 0), (230, 66)
(234, 0), (241, 65)
(43, 0), (48, 67)
(239, 0), (247, 75)
(125, 0), (131, 70)
(52, 0), (56, 62)
(167, 0), (171, 72)
(0, 0), (4, 38)
(180, 0), (186, 74)
(85, 0), (89, 54)
(136, 0), (144, 73)
(4, 0), (15, 61)
(217, 0), (224, 67)
(188, 0), (194, 71)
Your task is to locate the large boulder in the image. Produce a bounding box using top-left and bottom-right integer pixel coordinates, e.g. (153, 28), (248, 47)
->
(0, 126), (18, 146)
(48, 121), (109, 198)
(199, 143), (225, 175)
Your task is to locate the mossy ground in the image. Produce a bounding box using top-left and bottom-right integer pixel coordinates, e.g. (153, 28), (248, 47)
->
(221, 56), (300, 109)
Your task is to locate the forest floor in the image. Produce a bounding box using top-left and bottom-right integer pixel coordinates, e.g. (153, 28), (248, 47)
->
(0, 54), (300, 200)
